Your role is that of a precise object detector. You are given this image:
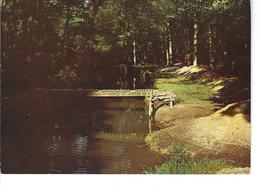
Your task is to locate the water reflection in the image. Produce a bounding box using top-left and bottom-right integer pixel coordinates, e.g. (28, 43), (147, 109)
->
(2, 93), (164, 173)
(46, 134), (64, 173)
(71, 135), (88, 173)
(72, 135), (88, 157)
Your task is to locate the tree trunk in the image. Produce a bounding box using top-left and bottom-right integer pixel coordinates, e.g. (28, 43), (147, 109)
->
(169, 34), (173, 65)
(166, 22), (172, 66)
(64, 4), (71, 61)
(133, 40), (137, 65)
(193, 21), (198, 66)
(208, 26), (215, 69)
(166, 47), (169, 66)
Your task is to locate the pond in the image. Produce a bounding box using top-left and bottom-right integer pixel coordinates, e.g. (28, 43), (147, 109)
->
(1, 90), (164, 173)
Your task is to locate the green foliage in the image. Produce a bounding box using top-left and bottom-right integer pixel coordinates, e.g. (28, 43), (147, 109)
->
(170, 144), (193, 161)
(1, 0), (251, 96)
(212, 0), (234, 10)
(144, 144), (235, 174)
(90, 34), (113, 53)
(144, 157), (235, 174)
(52, 65), (79, 88)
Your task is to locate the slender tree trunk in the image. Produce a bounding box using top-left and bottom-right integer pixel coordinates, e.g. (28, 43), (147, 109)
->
(169, 34), (173, 65)
(193, 20), (198, 66)
(11, 0), (17, 52)
(64, 4), (71, 61)
(36, 0), (40, 48)
(166, 47), (169, 66)
(208, 26), (214, 69)
(144, 42), (148, 64)
(166, 22), (172, 66)
(224, 39), (233, 72)
(160, 36), (165, 65)
(171, 33), (176, 66)
(32, 0), (38, 56)
(133, 40), (137, 65)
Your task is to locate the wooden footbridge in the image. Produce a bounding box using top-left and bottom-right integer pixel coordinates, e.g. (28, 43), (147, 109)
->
(36, 88), (176, 133)
(46, 89), (174, 97)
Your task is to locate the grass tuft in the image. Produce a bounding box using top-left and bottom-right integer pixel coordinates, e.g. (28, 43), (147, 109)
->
(144, 144), (235, 174)
(144, 158), (235, 174)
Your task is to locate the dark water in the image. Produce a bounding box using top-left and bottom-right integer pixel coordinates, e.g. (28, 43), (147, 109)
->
(1, 90), (164, 174)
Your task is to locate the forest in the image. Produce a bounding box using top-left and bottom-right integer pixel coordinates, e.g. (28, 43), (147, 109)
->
(1, 0), (252, 174)
(1, 0), (250, 96)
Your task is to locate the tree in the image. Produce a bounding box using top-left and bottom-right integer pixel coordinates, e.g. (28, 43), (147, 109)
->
(1, 0), (251, 95)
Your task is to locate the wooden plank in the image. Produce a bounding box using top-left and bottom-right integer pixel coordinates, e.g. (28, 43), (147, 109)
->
(93, 131), (146, 142)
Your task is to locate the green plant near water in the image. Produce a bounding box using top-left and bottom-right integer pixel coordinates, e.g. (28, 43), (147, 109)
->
(120, 98), (136, 112)
(155, 76), (213, 104)
(144, 145), (235, 174)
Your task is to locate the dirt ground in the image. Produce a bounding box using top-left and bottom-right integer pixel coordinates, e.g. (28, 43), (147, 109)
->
(146, 66), (251, 171)
(154, 104), (222, 129)
(146, 101), (251, 167)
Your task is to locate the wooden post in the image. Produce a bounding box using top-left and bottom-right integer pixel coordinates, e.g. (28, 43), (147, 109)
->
(148, 97), (152, 116)
(148, 116), (152, 134)
(170, 96), (173, 108)
(148, 95), (153, 134)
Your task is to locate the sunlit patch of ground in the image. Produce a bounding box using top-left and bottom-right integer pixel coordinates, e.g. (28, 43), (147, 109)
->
(155, 76), (213, 104)
(154, 104), (221, 129)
